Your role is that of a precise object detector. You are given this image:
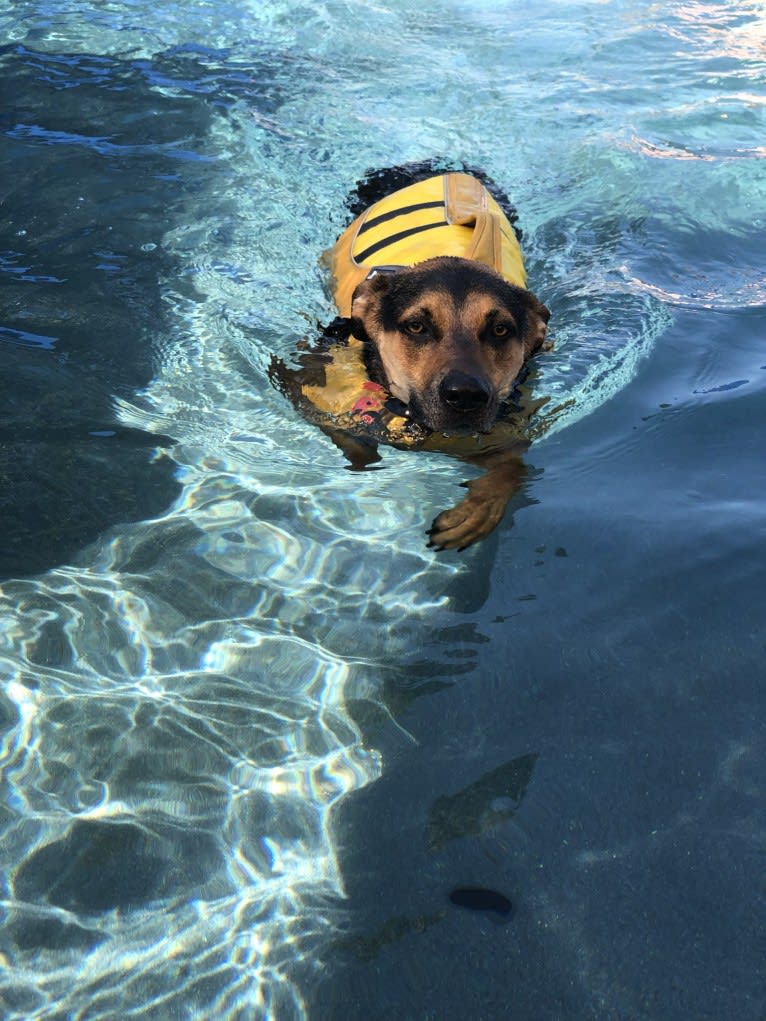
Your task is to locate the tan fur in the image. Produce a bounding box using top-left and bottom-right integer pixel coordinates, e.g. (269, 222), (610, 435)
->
(357, 286), (537, 408)
(350, 259), (549, 438)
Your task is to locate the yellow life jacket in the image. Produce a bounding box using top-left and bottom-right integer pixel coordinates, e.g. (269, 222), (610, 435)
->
(278, 173), (537, 453)
(325, 172), (527, 316)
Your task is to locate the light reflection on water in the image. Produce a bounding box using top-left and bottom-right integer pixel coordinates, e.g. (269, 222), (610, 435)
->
(1, 0), (764, 1016)
(0, 395), (459, 1017)
(0, 498), (449, 1017)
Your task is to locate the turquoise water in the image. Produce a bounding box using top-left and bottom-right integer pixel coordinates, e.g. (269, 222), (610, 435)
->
(1, 2), (765, 1018)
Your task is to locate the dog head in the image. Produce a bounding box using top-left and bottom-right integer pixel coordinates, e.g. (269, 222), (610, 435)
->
(350, 257), (550, 434)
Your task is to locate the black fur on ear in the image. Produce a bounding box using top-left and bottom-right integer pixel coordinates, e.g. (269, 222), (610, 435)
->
(523, 292), (551, 356)
(349, 274), (390, 343)
(351, 273), (391, 304)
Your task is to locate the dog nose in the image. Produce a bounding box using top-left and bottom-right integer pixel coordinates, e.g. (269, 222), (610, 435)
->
(439, 371), (491, 412)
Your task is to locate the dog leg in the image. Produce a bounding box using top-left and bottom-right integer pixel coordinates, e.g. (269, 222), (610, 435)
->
(427, 449), (527, 551)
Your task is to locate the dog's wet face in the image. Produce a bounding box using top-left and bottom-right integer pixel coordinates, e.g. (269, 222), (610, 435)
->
(350, 257), (550, 434)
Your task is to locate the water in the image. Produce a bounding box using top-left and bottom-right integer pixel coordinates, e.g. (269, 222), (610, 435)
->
(1, 1), (764, 1018)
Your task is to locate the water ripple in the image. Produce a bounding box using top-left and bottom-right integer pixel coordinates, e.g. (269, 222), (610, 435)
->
(4, 0), (763, 1016)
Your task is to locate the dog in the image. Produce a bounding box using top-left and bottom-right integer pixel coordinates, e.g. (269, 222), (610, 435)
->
(270, 162), (550, 551)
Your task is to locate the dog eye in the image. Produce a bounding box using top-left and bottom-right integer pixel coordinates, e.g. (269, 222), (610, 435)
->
(491, 323), (511, 338)
(402, 319), (426, 336)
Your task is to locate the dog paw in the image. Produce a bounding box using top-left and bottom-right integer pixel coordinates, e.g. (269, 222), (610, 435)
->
(426, 478), (508, 551)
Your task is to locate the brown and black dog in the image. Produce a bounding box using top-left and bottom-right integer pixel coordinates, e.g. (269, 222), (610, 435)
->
(270, 163), (550, 551)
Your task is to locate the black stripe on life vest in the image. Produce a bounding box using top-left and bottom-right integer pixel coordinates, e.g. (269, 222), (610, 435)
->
(355, 220), (448, 263)
(358, 200), (444, 235)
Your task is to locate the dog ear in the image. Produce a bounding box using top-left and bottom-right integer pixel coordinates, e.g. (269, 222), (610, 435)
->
(350, 274), (390, 338)
(523, 292), (551, 355)
(351, 273), (390, 314)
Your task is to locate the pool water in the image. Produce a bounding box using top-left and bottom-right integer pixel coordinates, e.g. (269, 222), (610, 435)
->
(1, 1), (764, 1018)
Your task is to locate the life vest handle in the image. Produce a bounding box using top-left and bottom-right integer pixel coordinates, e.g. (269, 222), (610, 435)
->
(445, 173), (502, 272)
